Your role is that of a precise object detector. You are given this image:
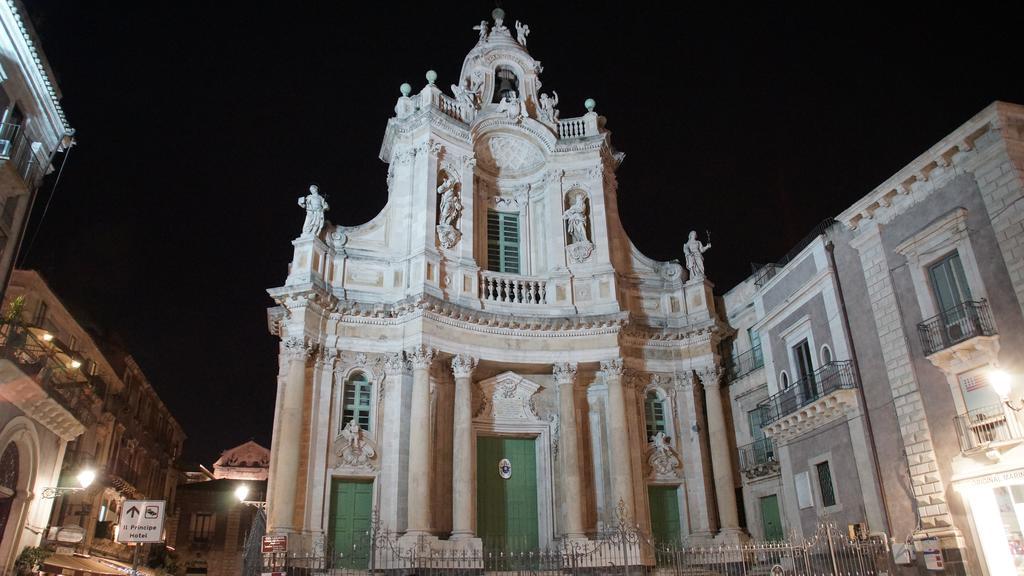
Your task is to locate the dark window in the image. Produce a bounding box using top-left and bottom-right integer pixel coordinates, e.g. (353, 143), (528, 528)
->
(487, 210), (520, 273)
(815, 461), (836, 507)
(342, 373), (372, 430)
(929, 252), (971, 313)
(793, 339), (817, 398)
(190, 512), (214, 542)
(33, 301), (47, 326)
(493, 67), (519, 103)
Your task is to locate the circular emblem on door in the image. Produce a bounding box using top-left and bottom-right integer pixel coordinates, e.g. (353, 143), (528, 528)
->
(498, 458), (512, 479)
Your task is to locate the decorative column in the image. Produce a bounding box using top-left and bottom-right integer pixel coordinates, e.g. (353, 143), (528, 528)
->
(378, 353), (408, 531)
(268, 336), (313, 534)
(554, 362), (586, 539)
(405, 345), (436, 536)
(699, 366), (744, 539)
(601, 358), (635, 521)
(450, 354), (477, 539)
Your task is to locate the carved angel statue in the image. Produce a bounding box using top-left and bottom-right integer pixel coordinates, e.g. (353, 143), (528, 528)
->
(298, 184), (329, 237)
(337, 420), (375, 467)
(451, 80), (481, 120)
(497, 91), (526, 121)
(515, 20), (530, 46)
(437, 177), (462, 227)
(473, 20), (489, 42)
(683, 230), (711, 281)
(562, 193), (589, 244)
(647, 431), (682, 478)
(538, 91), (560, 123)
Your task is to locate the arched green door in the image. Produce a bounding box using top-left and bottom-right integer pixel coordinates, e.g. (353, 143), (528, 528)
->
(476, 436), (539, 552)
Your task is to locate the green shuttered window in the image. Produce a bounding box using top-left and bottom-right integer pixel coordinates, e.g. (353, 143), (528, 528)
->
(644, 391), (667, 441)
(487, 210), (520, 273)
(342, 373), (372, 430)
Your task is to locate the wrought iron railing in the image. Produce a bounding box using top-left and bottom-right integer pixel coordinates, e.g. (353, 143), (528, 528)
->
(917, 299), (996, 356)
(759, 361), (857, 425)
(726, 345), (764, 382)
(0, 122), (44, 190)
(751, 218), (836, 289)
(954, 403), (1024, 452)
(738, 437), (778, 477)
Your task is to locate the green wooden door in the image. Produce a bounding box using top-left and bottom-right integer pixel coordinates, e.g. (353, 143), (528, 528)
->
(760, 494), (783, 541)
(647, 486), (682, 544)
(476, 436), (539, 552)
(328, 479), (373, 567)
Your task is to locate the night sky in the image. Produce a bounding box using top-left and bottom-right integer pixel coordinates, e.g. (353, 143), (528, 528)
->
(17, 2), (1024, 467)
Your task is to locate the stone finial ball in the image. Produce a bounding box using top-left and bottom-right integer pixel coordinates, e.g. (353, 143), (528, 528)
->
(425, 70), (438, 85)
(492, 8), (505, 22)
(584, 98), (597, 112)
(400, 83), (411, 96)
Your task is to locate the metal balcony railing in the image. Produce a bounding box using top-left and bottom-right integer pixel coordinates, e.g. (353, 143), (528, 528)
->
(954, 403), (1024, 452)
(759, 361), (857, 425)
(726, 345), (764, 383)
(0, 123), (44, 190)
(737, 437), (777, 475)
(917, 300), (997, 356)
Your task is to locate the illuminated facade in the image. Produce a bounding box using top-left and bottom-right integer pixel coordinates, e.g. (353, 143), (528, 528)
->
(266, 9), (739, 557)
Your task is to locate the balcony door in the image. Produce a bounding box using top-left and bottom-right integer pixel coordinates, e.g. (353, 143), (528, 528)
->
(793, 339), (816, 400)
(929, 252), (973, 341)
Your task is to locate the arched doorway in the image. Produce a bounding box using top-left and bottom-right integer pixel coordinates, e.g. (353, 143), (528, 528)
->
(0, 443), (18, 547)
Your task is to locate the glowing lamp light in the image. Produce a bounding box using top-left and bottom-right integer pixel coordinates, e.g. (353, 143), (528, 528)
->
(41, 333), (53, 342)
(234, 484), (249, 503)
(76, 468), (96, 489)
(990, 369), (1013, 399)
(70, 360), (82, 369)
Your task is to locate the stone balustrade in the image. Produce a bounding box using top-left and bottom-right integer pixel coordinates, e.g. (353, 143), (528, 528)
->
(481, 271), (548, 305)
(557, 115), (598, 139)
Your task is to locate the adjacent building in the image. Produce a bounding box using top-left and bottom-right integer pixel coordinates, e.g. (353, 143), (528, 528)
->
(3, 270), (186, 566)
(266, 8), (738, 560)
(722, 101), (1024, 575)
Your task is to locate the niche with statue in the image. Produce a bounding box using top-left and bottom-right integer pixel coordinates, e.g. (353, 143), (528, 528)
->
(436, 170), (463, 249)
(563, 189), (594, 263)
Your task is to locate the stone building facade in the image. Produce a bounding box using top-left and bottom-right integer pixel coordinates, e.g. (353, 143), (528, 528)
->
(3, 270), (186, 564)
(266, 9), (738, 557)
(722, 101), (1024, 575)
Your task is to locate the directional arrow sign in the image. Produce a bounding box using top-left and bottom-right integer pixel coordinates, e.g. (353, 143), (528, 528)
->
(117, 500), (165, 543)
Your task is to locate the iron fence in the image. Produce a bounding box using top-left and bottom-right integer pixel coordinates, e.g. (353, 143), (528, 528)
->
(247, 502), (893, 576)
(917, 299), (996, 355)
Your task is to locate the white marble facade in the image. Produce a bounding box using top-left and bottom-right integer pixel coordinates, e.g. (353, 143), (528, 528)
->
(265, 10), (739, 553)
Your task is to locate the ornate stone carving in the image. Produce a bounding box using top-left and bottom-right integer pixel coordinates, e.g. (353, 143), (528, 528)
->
(600, 358), (624, 378)
(407, 346), (436, 369)
(552, 362), (578, 384)
(473, 20), (489, 42)
(563, 191), (593, 264)
(451, 354), (477, 378)
(474, 372), (542, 421)
(515, 20), (530, 45)
(497, 91), (526, 122)
(436, 175), (463, 249)
(538, 91), (559, 124)
(298, 185), (330, 237)
(566, 241), (595, 263)
(698, 365), (723, 390)
(548, 413), (560, 457)
(282, 337), (314, 361)
(646, 432), (682, 480)
(335, 420), (377, 470)
(683, 230), (712, 281)
(383, 352), (407, 374)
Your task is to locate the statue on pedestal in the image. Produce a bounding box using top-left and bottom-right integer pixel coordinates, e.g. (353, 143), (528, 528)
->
(538, 91), (560, 124)
(436, 176), (463, 249)
(515, 21), (530, 46)
(683, 230), (711, 281)
(298, 184), (329, 237)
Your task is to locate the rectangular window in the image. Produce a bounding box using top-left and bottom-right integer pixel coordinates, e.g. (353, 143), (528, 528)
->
(487, 210), (520, 273)
(190, 512), (215, 542)
(33, 300), (47, 326)
(928, 252), (971, 313)
(815, 461), (837, 508)
(793, 339), (816, 398)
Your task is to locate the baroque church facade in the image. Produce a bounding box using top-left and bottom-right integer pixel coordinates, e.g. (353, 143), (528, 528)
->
(265, 9), (739, 555)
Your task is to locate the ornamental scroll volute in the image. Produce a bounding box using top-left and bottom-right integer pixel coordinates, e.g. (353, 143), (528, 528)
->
(473, 372), (542, 422)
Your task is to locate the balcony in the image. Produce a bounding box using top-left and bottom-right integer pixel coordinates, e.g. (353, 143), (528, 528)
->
(737, 437), (779, 479)
(954, 403), (1024, 453)
(0, 123), (45, 191)
(481, 271), (548, 305)
(725, 345), (764, 383)
(918, 300), (997, 357)
(759, 361), (860, 441)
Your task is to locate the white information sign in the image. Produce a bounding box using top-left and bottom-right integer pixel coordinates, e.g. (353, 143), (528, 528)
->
(116, 499), (166, 543)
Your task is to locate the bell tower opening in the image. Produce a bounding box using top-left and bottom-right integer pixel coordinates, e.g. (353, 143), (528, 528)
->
(493, 67), (519, 103)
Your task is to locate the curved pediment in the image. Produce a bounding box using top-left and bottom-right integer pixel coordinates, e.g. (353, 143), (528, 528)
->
(474, 131), (547, 177)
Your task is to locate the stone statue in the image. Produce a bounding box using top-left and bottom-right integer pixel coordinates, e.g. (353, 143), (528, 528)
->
(437, 177), (462, 227)
(473, 20), (489, 42)
(497, 91), (525, 121)
(336, 420), (376, 468)
(562, 193), (589, 244)
(683, 230), (711, 280)
(451, 80), (480, 121)
(647, 431), (682, 480)
(298, 184), (329, 237)
(515, 20), (530, 46)
(539, 91), (560, 123)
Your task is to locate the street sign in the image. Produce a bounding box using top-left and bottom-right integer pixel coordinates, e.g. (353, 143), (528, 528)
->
(116, 500), (166, 543)
(261, 534), (288, 553)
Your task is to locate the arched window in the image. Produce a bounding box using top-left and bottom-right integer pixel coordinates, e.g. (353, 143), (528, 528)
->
(0, 443), (18, 492)
(644, 391), (667, 441)
(780, 371), (790, 389)
(493, 66), (519, 103)
(820, 345), (833, 365)
(342, 372), (373, 430)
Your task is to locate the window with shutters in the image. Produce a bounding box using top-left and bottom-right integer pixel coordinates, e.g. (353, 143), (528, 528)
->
(487, 210), (520, 273)
(342, 372), (372, 430)
(644, 391), (667, 441)
(190, 512), (215, 543)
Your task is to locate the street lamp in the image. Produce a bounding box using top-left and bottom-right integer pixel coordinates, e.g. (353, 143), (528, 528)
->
(234, 484), (250, 503)
(41, 467), (96, 498)
(989, 368), (1022, 412)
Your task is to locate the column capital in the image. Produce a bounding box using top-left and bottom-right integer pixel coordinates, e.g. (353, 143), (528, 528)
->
(600, 358), (624, 378)
(406, 345), (436, 370)
(674, 370), (695, 391)
(281, 337), (316, 361)
(316, 347), (339, 368)
(383, 352), (408, 374)
(451, 354), (478, 378)
(698, 365), (724, 390)
(552, 362), (578, 385)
